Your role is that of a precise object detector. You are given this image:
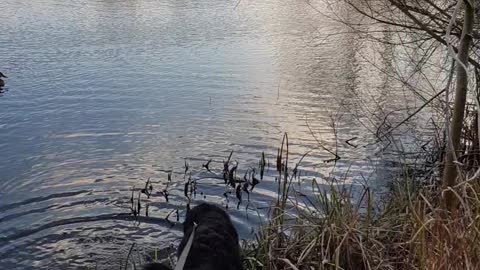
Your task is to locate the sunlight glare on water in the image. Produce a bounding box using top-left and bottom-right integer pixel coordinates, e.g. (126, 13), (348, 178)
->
(0, 0), (430, 268)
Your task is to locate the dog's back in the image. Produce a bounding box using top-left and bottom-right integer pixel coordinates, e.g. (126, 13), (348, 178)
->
(178, 203), (242, 270)
(145, 203), (242, 270)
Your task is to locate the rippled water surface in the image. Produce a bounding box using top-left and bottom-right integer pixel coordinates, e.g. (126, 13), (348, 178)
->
(0, 0), (437, 268)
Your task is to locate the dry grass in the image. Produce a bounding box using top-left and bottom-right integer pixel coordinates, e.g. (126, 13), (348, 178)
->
(243, 135), (480, 270)
(243, 178), (480, 270)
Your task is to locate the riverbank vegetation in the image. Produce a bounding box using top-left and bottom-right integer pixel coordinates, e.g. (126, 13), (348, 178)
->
(242, 0), (480, 269)
(242, 151), (480, 269)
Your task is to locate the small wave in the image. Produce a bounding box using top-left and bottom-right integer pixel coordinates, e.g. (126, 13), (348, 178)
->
(51, 131), (145, 139)
(0, 190), (90, 212)
(0, 213), (180, 252)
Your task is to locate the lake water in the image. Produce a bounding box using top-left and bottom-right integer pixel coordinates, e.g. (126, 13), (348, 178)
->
(0, 0), (438, 268)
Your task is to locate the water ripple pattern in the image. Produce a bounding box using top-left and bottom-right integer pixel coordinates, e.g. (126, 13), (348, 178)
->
(0, 0), (438, 268)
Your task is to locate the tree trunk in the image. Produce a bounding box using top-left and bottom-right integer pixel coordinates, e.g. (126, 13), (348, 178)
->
(442, 0), (475, 211)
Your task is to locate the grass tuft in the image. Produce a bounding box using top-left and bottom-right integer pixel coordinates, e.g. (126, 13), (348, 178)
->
(243, 176), (480, 270)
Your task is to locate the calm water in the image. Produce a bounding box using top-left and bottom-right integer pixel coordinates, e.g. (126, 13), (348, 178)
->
(0, 0), (437, 268)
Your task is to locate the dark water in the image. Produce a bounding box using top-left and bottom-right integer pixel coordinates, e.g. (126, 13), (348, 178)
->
(0, 0), (438, 269)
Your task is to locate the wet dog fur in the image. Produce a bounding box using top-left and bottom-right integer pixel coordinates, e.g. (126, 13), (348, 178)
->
(144, 203), (243, 270)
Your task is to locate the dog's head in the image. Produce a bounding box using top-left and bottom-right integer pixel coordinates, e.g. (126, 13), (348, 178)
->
(183, 203), (232, 233)
(145, 203), (242, 270)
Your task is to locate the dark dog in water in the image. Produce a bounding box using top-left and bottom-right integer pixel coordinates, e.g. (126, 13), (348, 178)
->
(145, 203), (243, 270)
